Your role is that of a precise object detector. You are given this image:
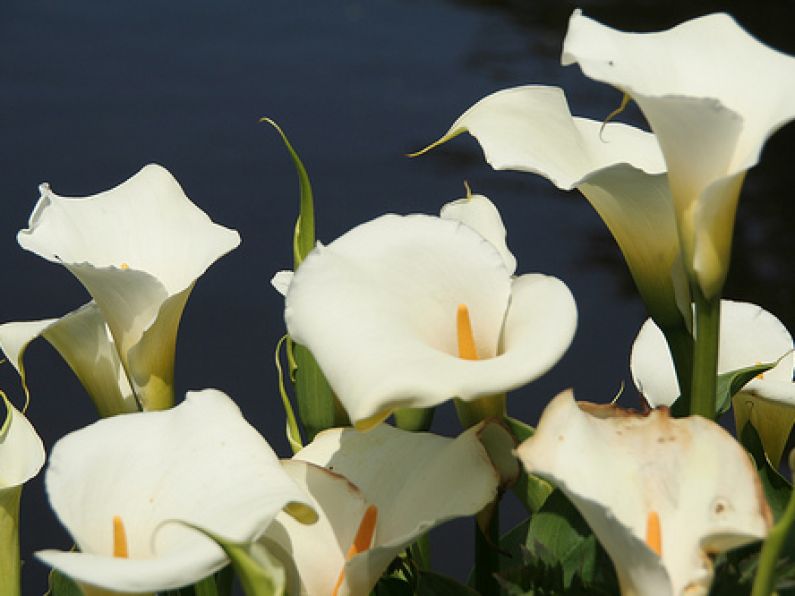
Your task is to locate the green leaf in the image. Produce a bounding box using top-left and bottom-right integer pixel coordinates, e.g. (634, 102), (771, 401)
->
(371, 576), (414, 596)
(740, 423), (792, 521)
(260, 118), (315, 268)
(505, 417), (554, 513)
(505, 416), (534, 442)
(46, 570), (82, 596)
(715, 361), (778, 415)
(274, 335), (303, 454)
(416, 571), (479, 596)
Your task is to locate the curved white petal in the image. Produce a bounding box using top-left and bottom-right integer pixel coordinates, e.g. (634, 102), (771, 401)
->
(285, 214), (575, 427)
(562, 11), (795, 297)
(516, 390), (771, 596)
(0, 395), (45, 489)
(265, 424), (500, 596)
(631, 300), (794, 407)
(37, 389), (313, 593)
(437, 85), (685, 327)
(17, 165), (240, 410)
(0, 304), (137, 417)
(440, 194), (517, 275)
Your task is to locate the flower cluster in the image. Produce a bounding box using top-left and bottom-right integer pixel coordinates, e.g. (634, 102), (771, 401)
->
(2, 8), (795, 596)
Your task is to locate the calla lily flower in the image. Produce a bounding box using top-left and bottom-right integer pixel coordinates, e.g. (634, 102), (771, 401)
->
(631, 299), (795, 465)
(284, 211), (577, 428)
(0, 393), (46, 595)
(36, 389), (315, 594)
(422, 85), (687, 330)
(562, 10), (795, 298)
(262, 422), (502, 596)
(0, 303), (138, 417)
(17, 164), (240, 411)
(516, 390), (771, 596)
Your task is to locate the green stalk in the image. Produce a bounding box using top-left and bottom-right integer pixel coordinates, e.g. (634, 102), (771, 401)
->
(474, 502), (500, 595)
(393, 407), (434, 432)
(661, 324), (694, 415)
(454, 394), (506, 430)
(690, 291), (720, 419)
(751, 477), (795, 596)
(0, 487), (22, 596)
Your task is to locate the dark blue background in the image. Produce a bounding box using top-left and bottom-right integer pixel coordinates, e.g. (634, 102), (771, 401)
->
(2, 1), (793, 591)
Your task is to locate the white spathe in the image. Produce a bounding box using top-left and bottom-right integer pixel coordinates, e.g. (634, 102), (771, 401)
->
(263, 423), (500, 596)
(17, 164), (240, 410)
(0, 394), (45, 491)
(516, 390), (771, 596)
(631, 299), (795, 465)
(427, 85), (686, 329)
(36, 389), (315, 594)
(0, 303), (138, 417)
(284, 213), (576, 428)
(562, 10), (795, 298)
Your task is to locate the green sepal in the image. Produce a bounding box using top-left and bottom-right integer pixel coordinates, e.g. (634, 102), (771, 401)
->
(177, 525), (286, 596)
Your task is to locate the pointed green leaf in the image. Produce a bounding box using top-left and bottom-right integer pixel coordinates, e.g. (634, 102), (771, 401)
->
(740, 423), (792, 521)
(274, 336), (303, 454)
(716, 361), (778, 415)
(46, 569), (82, 596)
(416, 571), (480, 596)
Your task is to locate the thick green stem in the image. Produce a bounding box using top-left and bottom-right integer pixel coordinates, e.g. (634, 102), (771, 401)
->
(661, 324), (694, 415)
(393, 407), (434, 432)
(474, 502), (500, 595)
(751, 479), (795, 596)
(690, 292), (720, 419)
(0, 487), (22, 596)
(455, 394), (506, 430)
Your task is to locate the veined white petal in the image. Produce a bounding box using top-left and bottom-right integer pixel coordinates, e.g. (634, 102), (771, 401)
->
(37, 389), (313, 593)
(440, 194), (517, 275)
(265, 423), (500, 596)
(0, 304), (137, 417)
(17, 165), (241, 411)
(517, 390), (771, 596)
(0, 395), (45, 489)
(285, 214), (575, 427)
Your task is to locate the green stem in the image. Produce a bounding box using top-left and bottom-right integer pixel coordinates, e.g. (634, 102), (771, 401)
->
(751, 482), (795, 596)
(455, 394), (506, 430)
(0, 487), (22, 596)
(661, 324), (694, 416)
(690, 291), (720, 419)
(393, 407), (434, 432)
(474, 502), (500, 595)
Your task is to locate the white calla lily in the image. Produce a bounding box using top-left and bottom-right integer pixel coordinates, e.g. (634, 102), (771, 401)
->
(0, 303), (138, 417)
(1, 392), (46, 596)
(425, 85), (687, 329)
(262, 423), (501, 596)
(284, 212), (576, 428)
(17, 164), (240, 411)
(36, 389), (315, 594)
(562, 10), (795, 298)
(517, 390), (771, 596)
(631, 299), (795, 465)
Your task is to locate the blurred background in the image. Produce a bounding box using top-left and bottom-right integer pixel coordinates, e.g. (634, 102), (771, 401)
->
(2, 0), (793, 591)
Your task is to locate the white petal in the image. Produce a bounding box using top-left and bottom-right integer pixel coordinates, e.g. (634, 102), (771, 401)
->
(38, 389), (312, 592)
(268, 424), (499, 596)
(0, 395), (45, 489)
(439, 85), (684, 327)
(440, 194), (517, 275)
(562, 11), (795, 297)
(516, 390), (771, 596)
(271, 270), (294, 297)
(18, 165), (240, 410)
